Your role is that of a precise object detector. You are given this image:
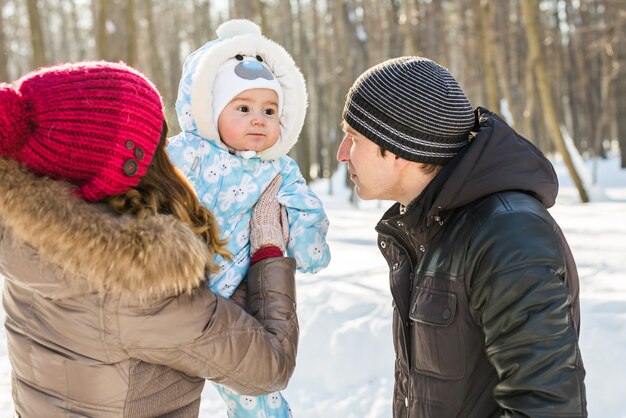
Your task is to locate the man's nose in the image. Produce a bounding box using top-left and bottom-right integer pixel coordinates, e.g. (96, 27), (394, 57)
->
(337, 134), (350, 162)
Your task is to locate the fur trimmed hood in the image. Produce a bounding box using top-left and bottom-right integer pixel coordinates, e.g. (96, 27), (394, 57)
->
(0, 157), (212, 298)
(174, 19), (308, 160)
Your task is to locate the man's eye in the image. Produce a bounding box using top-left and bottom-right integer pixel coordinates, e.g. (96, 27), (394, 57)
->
(237, 106), (249, 112)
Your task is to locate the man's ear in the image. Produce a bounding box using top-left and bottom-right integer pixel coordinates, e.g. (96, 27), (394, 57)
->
(393, 156), (411, 171)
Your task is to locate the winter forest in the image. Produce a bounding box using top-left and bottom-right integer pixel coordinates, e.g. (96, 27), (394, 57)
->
(1, 0), (625, 203)
(1, 1), (626, 417)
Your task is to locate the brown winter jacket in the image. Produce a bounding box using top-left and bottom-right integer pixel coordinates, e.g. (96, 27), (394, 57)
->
(0, 157), (299, 417)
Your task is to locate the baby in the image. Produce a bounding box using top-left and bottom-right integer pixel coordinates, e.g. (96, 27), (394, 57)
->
(167, 19), (331, 417)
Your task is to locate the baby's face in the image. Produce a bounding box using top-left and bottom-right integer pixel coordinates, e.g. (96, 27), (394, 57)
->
(217, 88), (280, 152)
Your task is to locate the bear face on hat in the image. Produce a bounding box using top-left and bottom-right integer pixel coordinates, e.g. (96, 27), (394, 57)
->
(175, 19), (307, 160)
(211, 53), (284, 130)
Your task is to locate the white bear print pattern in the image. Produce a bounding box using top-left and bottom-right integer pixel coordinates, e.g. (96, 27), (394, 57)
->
(169, 28), (326, 416)
(216, 385), (293, 418)
(167, 133), (331, 299)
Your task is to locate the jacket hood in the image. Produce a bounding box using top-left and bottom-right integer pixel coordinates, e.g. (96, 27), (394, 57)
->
(432, 107), (558, 214)
(379, 107), (559, 246)
(0, 157), (212, 298)
(175, 19), (308, 160)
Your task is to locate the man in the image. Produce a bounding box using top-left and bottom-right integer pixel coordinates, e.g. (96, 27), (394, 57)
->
(337, 56), (587, 417)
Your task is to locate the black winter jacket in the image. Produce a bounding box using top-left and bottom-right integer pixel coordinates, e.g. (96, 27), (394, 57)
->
(376, 108), (587, 417)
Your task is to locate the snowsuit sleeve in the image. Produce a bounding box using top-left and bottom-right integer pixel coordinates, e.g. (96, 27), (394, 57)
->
(118, 257), (299, 396)
(275, 157), (331, 273)
(166, 133), (205, 187)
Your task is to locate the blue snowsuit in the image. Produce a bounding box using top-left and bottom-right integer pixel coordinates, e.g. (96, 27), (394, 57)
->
(167, 19), (330, 417)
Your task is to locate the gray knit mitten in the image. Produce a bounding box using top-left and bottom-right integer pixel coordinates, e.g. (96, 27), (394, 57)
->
(250, 175), (289, 255)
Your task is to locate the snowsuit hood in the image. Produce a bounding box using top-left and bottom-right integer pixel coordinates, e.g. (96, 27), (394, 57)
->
(175, 19), (308, 160)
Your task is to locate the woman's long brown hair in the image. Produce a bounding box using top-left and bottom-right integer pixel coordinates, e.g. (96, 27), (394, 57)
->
(105, 121), (230, 264)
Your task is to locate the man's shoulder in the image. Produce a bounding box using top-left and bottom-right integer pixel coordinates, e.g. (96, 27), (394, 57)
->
(467, 191), (547, 218)
(457, 191), (556, 242)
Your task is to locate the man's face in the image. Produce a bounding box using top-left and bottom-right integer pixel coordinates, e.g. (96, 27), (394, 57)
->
(337, 122), (402, 201)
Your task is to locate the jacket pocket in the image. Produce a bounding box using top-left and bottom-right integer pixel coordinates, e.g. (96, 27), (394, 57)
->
(409, 285), (465, 379)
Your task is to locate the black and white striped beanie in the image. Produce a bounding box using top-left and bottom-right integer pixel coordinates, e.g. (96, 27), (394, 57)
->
(343, 56), (475, 165)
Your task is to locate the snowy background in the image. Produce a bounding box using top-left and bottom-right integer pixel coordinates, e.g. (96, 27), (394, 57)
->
(1, 153), (625, 418)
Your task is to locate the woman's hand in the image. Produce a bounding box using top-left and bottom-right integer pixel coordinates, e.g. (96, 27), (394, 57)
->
(250, 175), (289, 255)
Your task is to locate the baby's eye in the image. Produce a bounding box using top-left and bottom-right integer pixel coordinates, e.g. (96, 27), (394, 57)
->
(264, 108), (276, 116)
(237, 106), (250, 112)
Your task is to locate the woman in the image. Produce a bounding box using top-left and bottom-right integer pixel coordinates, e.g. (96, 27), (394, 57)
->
(0, 61), (298, 417)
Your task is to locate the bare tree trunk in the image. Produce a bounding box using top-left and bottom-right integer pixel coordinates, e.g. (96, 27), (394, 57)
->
(126, 0), (137, 66)
(256, 0), (268, 37)
(40, 0), (59, 64)
(144, 0), (165, 94)
(307, 0), (321, 179)
(192, 0), (212, 50)
(491, 2), (516, 126)
(562, 0), (583, 148)
(230, 0), (256, 22)
(69, 0), (86, 60)
(344, 0), (368, 76)
(521, 0), (589, 202)
(508, 0), (526, 128)
(328, 0), (350, 184)
(276, 0), (294, 53)
(431, 0), (448, 66)
(577, 4), (600, 153)
(95, 0), (109, 60)
(26, 0), (46, 69)
(57, 1), (72, 61)
(616, 9), (626, 167)
(316, 1), (334, 181)
(592, 30), (619, 164)
(292, 0), (312, 182)
(401, 0), (417, 55)
(167, 8), (183, 130)
(473, 0), (499, 112)
(0, 0), (9, 80)
(386, 0), (403, 57)
(523, 53), (536, 143)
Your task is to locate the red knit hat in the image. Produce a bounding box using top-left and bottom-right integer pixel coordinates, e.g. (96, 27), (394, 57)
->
(0, 61), (164, 201)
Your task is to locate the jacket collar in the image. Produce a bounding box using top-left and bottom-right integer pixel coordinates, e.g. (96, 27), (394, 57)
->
(0, 157), (212, 298)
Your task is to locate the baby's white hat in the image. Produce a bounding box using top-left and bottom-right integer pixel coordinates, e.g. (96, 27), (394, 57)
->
(212, 55), (284, 128)
(189, 19), (308, 160)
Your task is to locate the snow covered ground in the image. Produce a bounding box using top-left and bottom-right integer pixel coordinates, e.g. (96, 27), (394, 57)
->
(1, 155), (625, 417)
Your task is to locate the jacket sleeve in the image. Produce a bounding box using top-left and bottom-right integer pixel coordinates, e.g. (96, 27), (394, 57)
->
(117, 257), (298, 396)
(276, 157), (331, 273)
(466, 210), (586, 417)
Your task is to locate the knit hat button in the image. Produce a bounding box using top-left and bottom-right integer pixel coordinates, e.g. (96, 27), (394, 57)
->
(134, 147), (144, 160)
(125, 140), (135, 150)
(123, 159), (138, 176)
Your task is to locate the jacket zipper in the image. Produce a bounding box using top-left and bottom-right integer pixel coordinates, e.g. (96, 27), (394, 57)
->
(378, 222), (417, 416)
